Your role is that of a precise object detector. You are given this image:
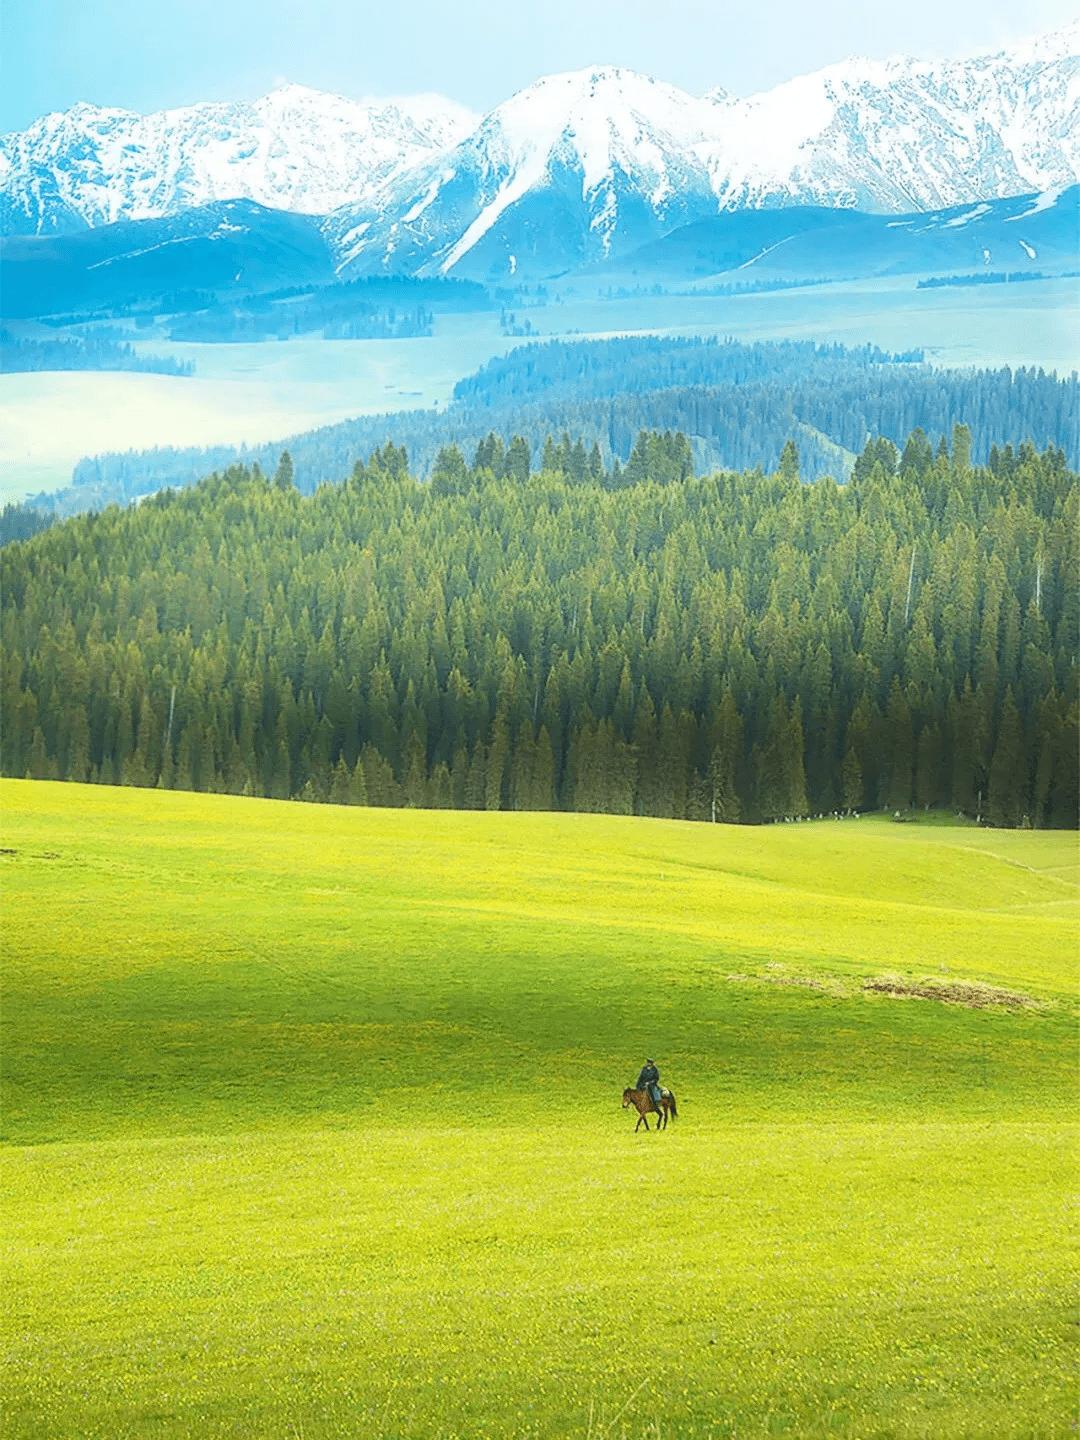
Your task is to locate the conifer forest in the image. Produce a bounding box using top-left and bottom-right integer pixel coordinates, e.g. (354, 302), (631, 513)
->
(2, 426), (1076, 828)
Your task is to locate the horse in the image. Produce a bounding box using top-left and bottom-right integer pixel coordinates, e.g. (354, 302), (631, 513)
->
(622, 1086), (677, 1132)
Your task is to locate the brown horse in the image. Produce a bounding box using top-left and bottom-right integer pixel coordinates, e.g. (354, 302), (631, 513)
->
(622, 1086), (677, 1132)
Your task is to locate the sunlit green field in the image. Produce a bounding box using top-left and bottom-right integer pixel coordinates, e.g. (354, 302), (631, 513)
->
(2, 780), (1076, 1439)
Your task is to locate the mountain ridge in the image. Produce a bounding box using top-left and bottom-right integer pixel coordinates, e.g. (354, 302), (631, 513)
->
(2, 26), (1078, 283)
(0, 86), (479, 236)
(2, 186), (1075, 319)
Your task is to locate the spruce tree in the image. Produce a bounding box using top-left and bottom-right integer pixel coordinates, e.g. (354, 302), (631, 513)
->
(274, 450), (295, 490)
(988, 686), (1024, 826)
(841, 747), (863, 813)
(915, 723), (943, 810)
(485, 713), (509, 811)
(883, 677), (914, 810)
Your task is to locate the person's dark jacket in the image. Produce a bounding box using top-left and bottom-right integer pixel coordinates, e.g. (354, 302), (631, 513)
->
(637, 1062), (659, 1091)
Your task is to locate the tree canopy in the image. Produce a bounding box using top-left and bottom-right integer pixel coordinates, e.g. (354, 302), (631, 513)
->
(3, 426), (1075, 828)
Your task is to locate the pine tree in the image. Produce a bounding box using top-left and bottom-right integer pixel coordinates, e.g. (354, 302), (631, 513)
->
(66, 706), (91, 784)
(846, 695), (883, 808)
(429, 761), (452, 808)
(450, 737), (470, 809)
(949, 678), (988, 817)
(841, 746), (863, 813)
(1050, 702), (1079, 828)
(987, 686), (1025, 827)
(951, 423), (972, 475)
(505, 435), (531, 483)
(473, 432), (505, 476)
(509, 725), (538, 811)
(361, 744), (399, 807)
(430, 445), (470, 497)
(485, 711), (510, 811)
(655, 703), (686, 819)
(784, 696), (808, 817)
(350, 757), (369, 805)
(534, 725), (556, 811)
(778, 439), (800, 483)
(27, 725), (51, 780)
(612, 659), (635, 739)
(270, 716), (291, 799)
(601, 719), (636, 815)
(1030, 691), (1060, 827)
(465, 740), (487, 810)
(757, 692), (790, 821)
(402, 732), (428, 808)
(274, 450), (295, 490)
(708, 685), (743, 823)
(883, 677), (914, 810)
(330, 756), (353, 804)
(915, 723), (943, 810)
(632, 692), (660, 815)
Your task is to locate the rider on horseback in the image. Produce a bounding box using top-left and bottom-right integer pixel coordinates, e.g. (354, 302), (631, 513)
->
(637, 1058), (663, 1110)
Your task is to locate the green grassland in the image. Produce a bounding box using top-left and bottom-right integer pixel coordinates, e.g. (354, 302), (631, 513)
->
(2, 779), (1076, 1439)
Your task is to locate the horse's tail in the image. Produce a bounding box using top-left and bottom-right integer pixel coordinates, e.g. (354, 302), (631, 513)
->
(668, 1090), (677, 1119)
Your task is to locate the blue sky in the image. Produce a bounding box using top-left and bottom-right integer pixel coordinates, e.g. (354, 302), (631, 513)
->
(3, 0), (1077, 131)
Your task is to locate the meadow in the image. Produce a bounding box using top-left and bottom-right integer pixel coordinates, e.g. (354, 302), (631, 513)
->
(1, 779), (1076, 1438)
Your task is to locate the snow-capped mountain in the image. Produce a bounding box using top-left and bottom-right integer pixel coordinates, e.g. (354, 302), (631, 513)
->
(328, 68), (724, 279)
(329, 25), (1080, 279)
(2, 24), (1077, 282)
(0, 85), (478, 235)
(698, 25), (1080, 213)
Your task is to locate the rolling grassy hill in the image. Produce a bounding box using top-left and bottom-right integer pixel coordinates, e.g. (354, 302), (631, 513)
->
(2, 780), (1076, 1438)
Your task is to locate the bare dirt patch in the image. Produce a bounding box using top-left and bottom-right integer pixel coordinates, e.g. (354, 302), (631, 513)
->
(862, 975), (1042, 1009)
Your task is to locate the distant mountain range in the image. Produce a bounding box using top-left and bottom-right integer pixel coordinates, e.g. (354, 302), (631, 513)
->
(613, 188), (1080, 286)
(2, 25), (1078, 284)
(0, 87), (477, 236)
(3, 187), (1075, 320)
(328, 29), (1080, 281)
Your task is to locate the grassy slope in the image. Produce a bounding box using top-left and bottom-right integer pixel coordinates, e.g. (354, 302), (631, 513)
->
(2, 780), (1076, 1439)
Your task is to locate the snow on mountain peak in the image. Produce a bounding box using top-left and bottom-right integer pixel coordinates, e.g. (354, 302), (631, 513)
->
(2, 26), (1077, 272)
(982, 19), (1080, 65)
(323, 31), (1078, 279)
(694, 31), (1080, 214)
(326, 64), (726, 277)
(1, 86), (478, 234)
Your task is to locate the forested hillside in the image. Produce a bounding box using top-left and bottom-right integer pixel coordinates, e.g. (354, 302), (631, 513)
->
(2, 427), (1076, 827)
(454, 337), (923, 404)
(52, 339), (1079, 517)
(0, 330), (193, 375)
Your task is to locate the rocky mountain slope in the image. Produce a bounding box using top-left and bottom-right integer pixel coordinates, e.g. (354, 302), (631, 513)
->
(330, 26), (1080, 278)
(2, 25), (1077, 282)
(0, 86), (478, 235)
